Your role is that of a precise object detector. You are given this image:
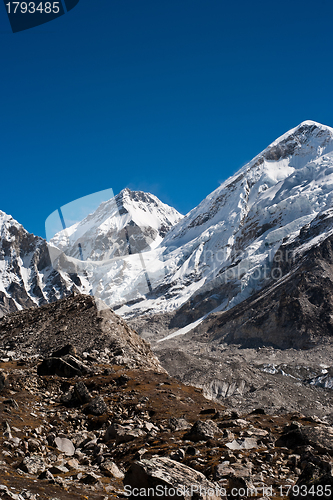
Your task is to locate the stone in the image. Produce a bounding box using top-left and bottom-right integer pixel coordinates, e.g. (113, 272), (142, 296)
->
(10, 437), (21, 446)
(276, 424), (333, 453)
(105, 423), (145, 445)
(226, 438), (257, 450)
(183, 420), (220, 442)
(124, 457), (222, 500)
(168, 417), (191, 432)
(74, 381), (91, 404)
(27, 438), (41, 452)
(37, 357), (82, 378)
(19, 455), (45, 475)
(80, 472), (101, 484)
(145, 422), (159, 432)
(48, 465), (69, 474)
(84, 396), (108, 416)
(3, 421), (12, 439)
(38, 469), (55, 482)
(0, 485), (25, 500)
(46, 433), (56, 446)
(54, 437), (75, 456)
(215, 463), (252, 481)
(66, 458), (80, 470)
(218, 419), (248, 429)
(100, 461), (125, 479)
(170, 449), (185, 461)
(0, 371), (8, 392)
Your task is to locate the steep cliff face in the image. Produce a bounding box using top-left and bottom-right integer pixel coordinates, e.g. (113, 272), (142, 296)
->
(191, 208), (333, 350)
(0, 211), (88, 318)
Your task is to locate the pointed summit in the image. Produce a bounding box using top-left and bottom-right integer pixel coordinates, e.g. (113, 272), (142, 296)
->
(263, 120), (333, 163)
(50, 189), (183, 261)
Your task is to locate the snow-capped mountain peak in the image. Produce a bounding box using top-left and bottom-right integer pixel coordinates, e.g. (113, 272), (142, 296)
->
(3, 120), (333, 331)
(0, 210), (87, 318)
(50, 188), (183, 261)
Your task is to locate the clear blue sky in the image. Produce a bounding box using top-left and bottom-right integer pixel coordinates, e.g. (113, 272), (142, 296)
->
(1, 0), (333, 238)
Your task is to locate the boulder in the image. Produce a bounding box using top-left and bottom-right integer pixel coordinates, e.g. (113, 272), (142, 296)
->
(84, 396), (107, 416)
(104, 423), (145, 445)
(169, 418), (191, 432)
(100, 460), (125, 479)
(124, 457), (223, 500)
(19, 455), (45, 475)
(276, 424), (333, 454)
(290, 471), (333, 500)
(183, 420), (220, 442)
(37, 357), (83, 378)
(74, 381), (91, 404)
(54, 436), (75, 456)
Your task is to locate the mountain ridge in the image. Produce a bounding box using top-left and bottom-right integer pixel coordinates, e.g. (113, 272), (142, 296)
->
(3, 120), (333, 333)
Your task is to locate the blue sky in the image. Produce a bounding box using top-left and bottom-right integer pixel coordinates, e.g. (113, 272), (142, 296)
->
(1, 0), (333, 238)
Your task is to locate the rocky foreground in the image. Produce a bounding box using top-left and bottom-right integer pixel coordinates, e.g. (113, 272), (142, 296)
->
(0, 295), (333, 499)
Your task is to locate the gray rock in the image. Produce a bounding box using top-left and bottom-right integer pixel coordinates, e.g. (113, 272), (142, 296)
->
(3, 421), (12, 439)
(54, 437), (75, 456)
(27, 438), (41, 452)
(168, 417), (191, 432)
(100, 461), (125, 479)
(226, 438), (257, 450)
(84, 396), (107, 416)
(276, 424), (333, 453)
(124, 457), (222, 500)
(104, 423), (145, 444)
(0, 485), (25, 500)
(19, 455), (45, 475)
(183, 420), (220, 442)
(80, 472), (101, 484)
(215, 463), (252, 481)
(74, 381), (91, 404)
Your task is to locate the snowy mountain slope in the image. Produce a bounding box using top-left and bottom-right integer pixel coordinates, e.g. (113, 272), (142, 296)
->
(112, 121), (333, 324)
(3, 120), (333, 330)
(0, 211), (89, 318)
(50, 188), (183, 261)
(45, 120), (333, 324)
